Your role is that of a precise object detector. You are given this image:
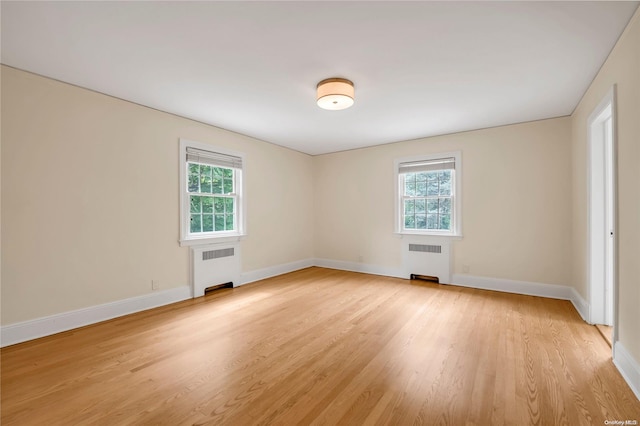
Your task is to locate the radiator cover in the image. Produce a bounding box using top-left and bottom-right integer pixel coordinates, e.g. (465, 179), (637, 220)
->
(403, 237), (451, 284)
(190, 243), (240, 297)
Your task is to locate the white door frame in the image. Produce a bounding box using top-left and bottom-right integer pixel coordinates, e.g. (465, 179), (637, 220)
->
(587, 85), (618, 343)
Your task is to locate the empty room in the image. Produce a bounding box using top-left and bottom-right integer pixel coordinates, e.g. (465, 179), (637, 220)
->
(1, 1), (639, 425)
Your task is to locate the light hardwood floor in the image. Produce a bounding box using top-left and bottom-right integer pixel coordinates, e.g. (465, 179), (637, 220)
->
(2, 267), (639, 425)
(595, 324), (613, 348)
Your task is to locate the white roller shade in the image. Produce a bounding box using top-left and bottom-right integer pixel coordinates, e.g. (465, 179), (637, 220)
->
(399, 157), (455, 174)
(186, 147), (242, 169)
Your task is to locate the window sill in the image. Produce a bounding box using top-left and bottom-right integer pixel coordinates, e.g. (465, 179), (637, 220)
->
(394, 231), (462, 240)
(179, 234), (246, 247)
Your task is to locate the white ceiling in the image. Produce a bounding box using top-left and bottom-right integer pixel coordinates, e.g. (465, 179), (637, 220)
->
(2, 1), (638, 155)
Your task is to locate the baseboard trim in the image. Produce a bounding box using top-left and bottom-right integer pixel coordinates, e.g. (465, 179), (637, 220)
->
(0, 259), (598, 352)
(448, 275), (590, 323)
(314, 258), (405, 279)
(1, 286), (192, 348)
(240, 258), (315, 286)
(568, 287), (590, 322)
(450, 273), (573, 300)
(0, 257), (317, 347)
(613, 341), (640, 401)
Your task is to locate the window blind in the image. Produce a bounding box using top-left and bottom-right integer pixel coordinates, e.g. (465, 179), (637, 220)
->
(186, 147), (243, 169)
(399, 157), (455, 174)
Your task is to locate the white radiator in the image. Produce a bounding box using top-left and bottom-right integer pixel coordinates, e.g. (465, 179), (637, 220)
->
(190, 243), (240, 297)
(403, 237), (451, 283)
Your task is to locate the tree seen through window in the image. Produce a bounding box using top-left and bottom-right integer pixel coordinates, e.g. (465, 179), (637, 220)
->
(188, 163), (235, 233)
(402, 170), (452, 231)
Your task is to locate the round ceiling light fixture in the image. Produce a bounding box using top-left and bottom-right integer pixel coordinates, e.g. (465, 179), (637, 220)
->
(316, 78), (354, 110)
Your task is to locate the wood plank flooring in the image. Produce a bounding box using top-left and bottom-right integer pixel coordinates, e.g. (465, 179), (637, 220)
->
(2, 267), (639, 425)
(595, 324), (613, 348)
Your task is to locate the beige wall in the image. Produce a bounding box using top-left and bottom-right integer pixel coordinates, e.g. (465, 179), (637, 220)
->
(0, 66), (3, 325)
(315, 117), (573, 286)
(571, 10), (640, 361)
(1, 66), (314, 324)
(2, 9), (638, 371)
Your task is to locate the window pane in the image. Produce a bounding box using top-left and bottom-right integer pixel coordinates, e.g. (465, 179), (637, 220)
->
(188, 172), (200, 193)
(404, 215), (415, 228)
(214, 197), (225, 214)
(439, 171), (452, 195)
(223, 178), (233, 194)
(212, 177), (223, 194)
(404, 173), (416, 183)
(416, 172), (428, 182)
(213, 167), (225, 178)
(415, 214), (426, 229)
(201, 196), (213, 213)
(190, 214), (202, 233)
(214, 214), (225, 231)
(404, 199), (414, 215)
(188, 163), (200, 175)
(225, 214), (234, 230)
(225, 197), (234, 213)
(427, 180), (439, 196)
(416, 181), (427, 197)
(415, 199), (426, 213)
(202, 214), (214, 232)
(439, 198), (451, 215)
(404, 181), (416, 197)
(200, 165), (212, 193)
(440, 214), (451, 230)
(427, 214), (438, 229)
(427, 171), (439, 181)
(427, 199), (439, 213)
(223, 168), (233, 178)
(190, 196), (201, 213)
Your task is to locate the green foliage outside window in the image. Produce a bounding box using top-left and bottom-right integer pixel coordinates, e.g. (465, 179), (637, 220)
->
(403, 170), (452, 231)
(188, 163), (235, 233)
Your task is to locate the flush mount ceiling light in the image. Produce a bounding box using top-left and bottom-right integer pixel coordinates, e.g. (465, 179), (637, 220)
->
(316, 78), (354, 110)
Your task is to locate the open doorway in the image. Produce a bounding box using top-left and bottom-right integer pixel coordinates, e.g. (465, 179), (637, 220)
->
(588, 86), (617, 349)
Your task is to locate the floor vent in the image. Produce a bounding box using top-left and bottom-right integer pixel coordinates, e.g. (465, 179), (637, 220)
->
(203, 247), (234, 261)
(410, 274), (440, 283)
(409, 244), (442, 254)
(205, 281), (234, 294)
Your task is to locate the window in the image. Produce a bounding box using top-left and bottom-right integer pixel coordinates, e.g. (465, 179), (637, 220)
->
(179, 139), (244, 246)
(395, 152), (461, 236)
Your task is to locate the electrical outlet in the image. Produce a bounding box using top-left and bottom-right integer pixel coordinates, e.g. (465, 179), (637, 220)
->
(152, 280), (160, 291)
(462, 264), (470, 273)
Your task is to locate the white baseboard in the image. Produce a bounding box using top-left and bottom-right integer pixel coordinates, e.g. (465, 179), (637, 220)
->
(450, 273), (574, 300)
(1, 258), (317, 348)
(315, 263), (579, 307)
(613, 341), (640, 401)
(1, 257), (318, 347)
(450, 275), (590, 323)
(240, 258), (315, 286)
(1, 286), (192, 348)
(0, 258), (601, 358)
(569, 287), (590, 322)
(314, 258), (405, 279)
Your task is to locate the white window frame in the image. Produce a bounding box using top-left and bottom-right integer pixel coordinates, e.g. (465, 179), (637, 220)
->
(179, 138), (246, 246)
(394, 151), (462, 237)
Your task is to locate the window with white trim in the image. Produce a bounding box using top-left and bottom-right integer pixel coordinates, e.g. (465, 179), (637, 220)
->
(179, 139), (244, 245)
(396, 152), (462, 236)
